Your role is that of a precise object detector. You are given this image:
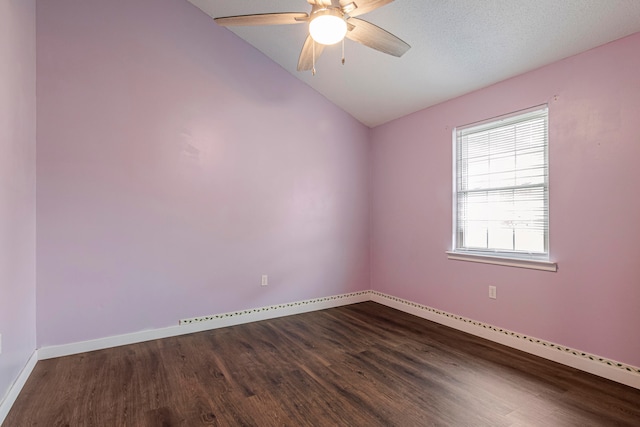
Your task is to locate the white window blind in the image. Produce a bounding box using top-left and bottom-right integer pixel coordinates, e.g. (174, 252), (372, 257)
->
(454, 106), (549, 259)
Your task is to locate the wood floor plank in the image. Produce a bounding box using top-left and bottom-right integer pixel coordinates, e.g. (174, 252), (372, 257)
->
(4, 302), (640, 426)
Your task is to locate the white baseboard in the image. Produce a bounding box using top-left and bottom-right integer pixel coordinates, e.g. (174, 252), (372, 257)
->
(36, 289), (640, 391)
(38, 291), (370, 360)
(0, 350), (38, 426)
(370, 291), (640, 390)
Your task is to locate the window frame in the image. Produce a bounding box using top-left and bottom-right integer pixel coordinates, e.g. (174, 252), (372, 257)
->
(448, 105), (557, 272)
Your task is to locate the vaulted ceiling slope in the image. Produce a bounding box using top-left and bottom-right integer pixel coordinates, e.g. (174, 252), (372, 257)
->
(187, 1), (640, 127)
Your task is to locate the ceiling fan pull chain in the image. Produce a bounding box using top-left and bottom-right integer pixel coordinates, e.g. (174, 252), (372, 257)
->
(342, 39), (345, 65)
(312, 39), (316, 76)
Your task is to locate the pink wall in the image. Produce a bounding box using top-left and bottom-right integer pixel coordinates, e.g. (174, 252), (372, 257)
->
(0, 0), (37, 401)
(36, 0), (370, 347)
(371, 32), (640, 367)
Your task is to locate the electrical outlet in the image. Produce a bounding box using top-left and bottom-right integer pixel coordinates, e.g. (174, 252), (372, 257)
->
(489, 286), (497, 299)
(261, 275), (268, 286)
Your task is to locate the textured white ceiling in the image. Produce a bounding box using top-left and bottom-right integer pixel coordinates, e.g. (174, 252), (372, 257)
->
(186, 0), (640, 127)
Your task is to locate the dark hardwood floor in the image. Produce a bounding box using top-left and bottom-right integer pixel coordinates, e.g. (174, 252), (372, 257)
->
(4, 302), (640, 426)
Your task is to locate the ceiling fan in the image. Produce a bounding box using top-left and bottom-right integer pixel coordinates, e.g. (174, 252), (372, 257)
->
(214, 0), (410, 73)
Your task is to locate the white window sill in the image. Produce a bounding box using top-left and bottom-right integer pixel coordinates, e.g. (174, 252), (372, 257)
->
(446, 251), (557, 272)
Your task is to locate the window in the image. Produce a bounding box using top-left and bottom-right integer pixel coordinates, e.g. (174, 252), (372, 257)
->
(450, 106), (555, 270)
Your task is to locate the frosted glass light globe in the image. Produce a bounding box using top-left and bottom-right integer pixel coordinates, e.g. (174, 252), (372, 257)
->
(309, 10), (347, 45)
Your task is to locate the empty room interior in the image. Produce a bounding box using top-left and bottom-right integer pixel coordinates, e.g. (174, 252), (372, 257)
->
(2, 0), (640, 425)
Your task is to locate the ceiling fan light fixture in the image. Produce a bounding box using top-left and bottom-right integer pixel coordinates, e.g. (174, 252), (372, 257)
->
(309, 9), (347, 45)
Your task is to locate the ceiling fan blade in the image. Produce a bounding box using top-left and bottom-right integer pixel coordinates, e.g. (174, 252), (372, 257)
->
(214, 12), (308, 27)
(297, 35), (326, 71)
(345, 17), (410, 57)
(344, 0), (394, 18)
